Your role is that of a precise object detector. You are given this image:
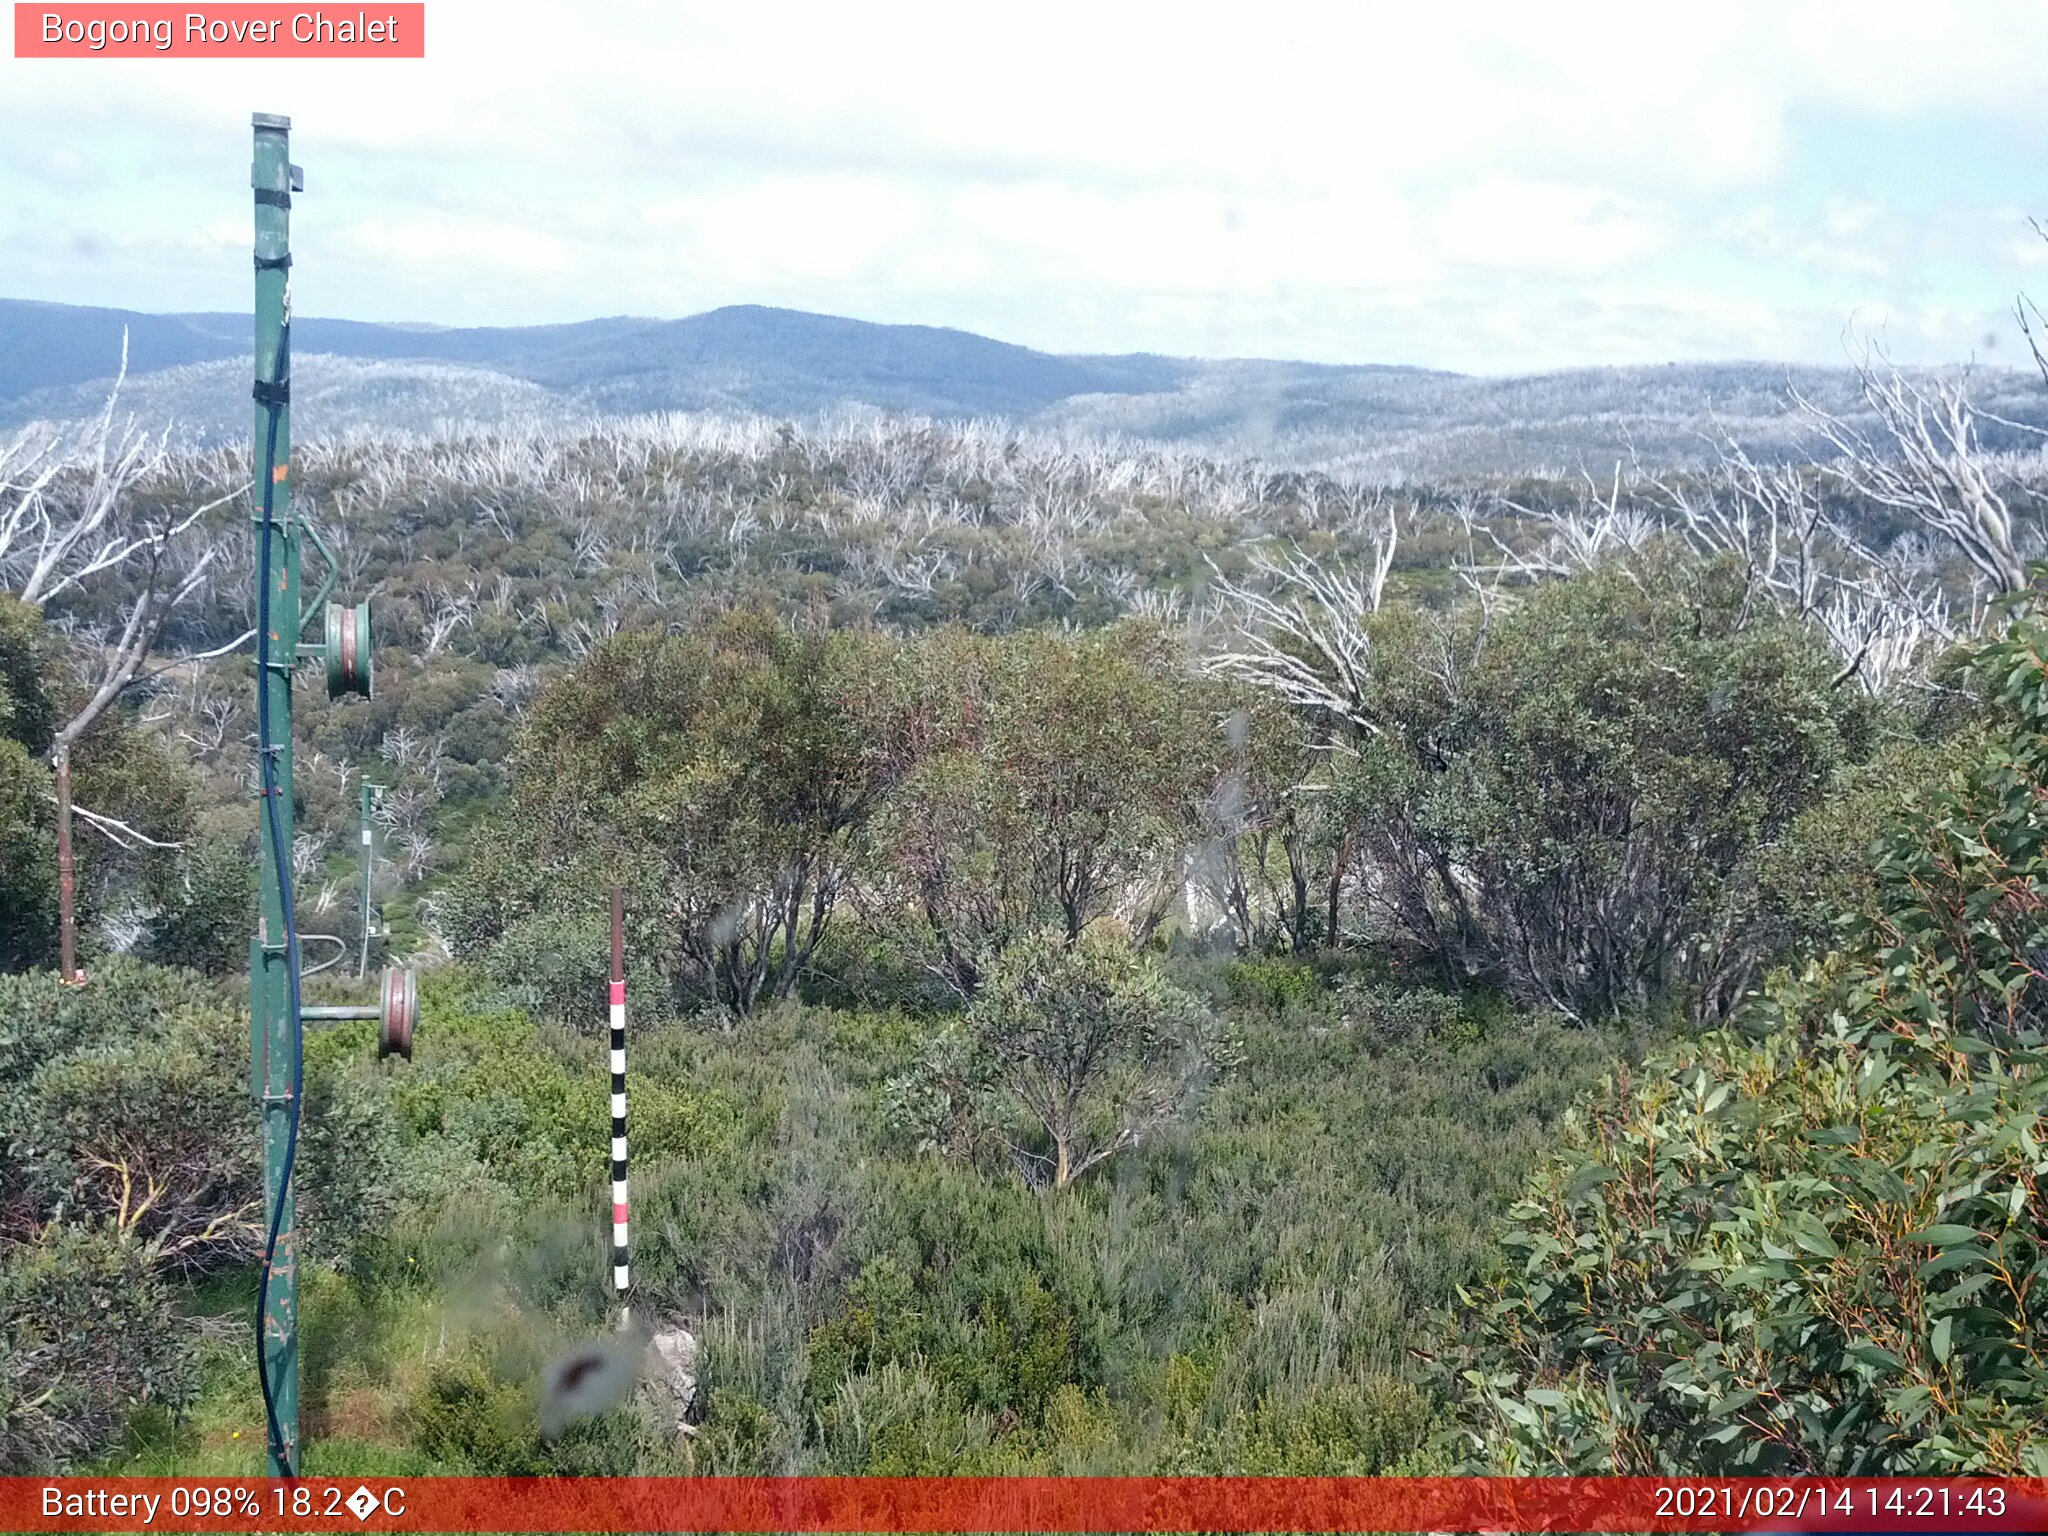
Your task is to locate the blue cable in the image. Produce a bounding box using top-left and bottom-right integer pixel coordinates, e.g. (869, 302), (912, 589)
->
(252, 386), (305, 1479)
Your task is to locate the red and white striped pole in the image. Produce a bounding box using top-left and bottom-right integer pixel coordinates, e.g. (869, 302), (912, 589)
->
(608, 884), (630, 1330)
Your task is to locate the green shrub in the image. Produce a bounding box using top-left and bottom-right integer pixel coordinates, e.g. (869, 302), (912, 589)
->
(0, 1223), (189, 1472)
(815, 1362), (1000, 1474)
(389, 997), (740, 1203)
(1447, 611), (2048, 1474)
(4, 962), (397, 1276)
(1756, 728), (1982, 960)
(1333, 978), (1468, 1044)
(9, 1000), (259, 1273)
(1338, 558), (1876, 1021)
(802, 1257), (923, 1417)
(803, 1229), (1098, 1428)
(0, 959), (223, 1098)
(0, 739), (57, 973)
(887, 928), (1231, 1190)
(470, 612), (899, 1016)
(143, 837), (256, 976)
(956, 1270), (1083, 1422)
(1222, 956), (1321, 1012)
(865, 624), (1221, 994)
(1170, 1378), (1432, 1474)
(407, 1354), (546, 1474)
(405, 1329), (645, 1477)
(297, 1059), (403, 1274)
(795, 1157), (1114, 1430)
(1450, 1021), (2048, 1474)
(477, 907), (624, 1028)
(694, 1387), (781, 1474)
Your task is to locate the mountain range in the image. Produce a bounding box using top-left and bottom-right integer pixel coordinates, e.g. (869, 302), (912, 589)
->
(5, 296), (2043, 478)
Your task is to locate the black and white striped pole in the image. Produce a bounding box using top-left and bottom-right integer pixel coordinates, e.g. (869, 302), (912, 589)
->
(608, 885), (630, 1330)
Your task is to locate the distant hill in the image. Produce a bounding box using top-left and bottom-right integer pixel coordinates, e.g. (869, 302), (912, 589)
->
(5, 296), (2043, 476)
(0, 298), (1203, 420)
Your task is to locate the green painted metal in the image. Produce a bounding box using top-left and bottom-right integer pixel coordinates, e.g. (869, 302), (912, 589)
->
(249, 109), (300, 1478)
(299, 513), (341, 631)
(357, 780), (379, 979)
(245, 115), (414, 1476)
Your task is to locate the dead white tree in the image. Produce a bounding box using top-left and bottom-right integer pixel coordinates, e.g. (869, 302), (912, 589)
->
(569, 513), (612, 574)
(1796, 357), (2038, 600)
(2009, 216), (2048, 394)
(1126, 587), (1186, 626)
(419, 578), (478, 656)
(1657, 438), (1837, 621)
(398, 828), (435, 881)
(0, 340), (245, 978)
(1651, 431), (1956, 691)
(1813, 584), (1949, 698)
(1482, 462), (1658, 584)
(378, 723), (425, 771)
(171, 687), (239, 755)
(1203, 510), (1400, 736)
(1447, 422), (1972, 696)
(879, 545), (954, 599)
(487, 663), (543, 716)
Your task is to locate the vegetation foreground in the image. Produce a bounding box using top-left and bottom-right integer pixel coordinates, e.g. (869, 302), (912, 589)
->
(2, 401), (2046, 1476)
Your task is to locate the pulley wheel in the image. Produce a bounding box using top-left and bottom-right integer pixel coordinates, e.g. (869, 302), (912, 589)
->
(378, 965), (416, 1060)
(325, 599), (374, 699)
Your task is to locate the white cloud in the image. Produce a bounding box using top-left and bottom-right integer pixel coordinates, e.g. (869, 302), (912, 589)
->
(1432, 180), (1662, 274)
(338, 213), (577, 277)
(4, 1), (2048, 369)
(647, 176), (935, 287)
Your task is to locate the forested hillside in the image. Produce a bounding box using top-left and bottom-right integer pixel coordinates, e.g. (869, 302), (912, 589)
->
(2, 356), (2045, 1474)
(11, 297), (2047, 477)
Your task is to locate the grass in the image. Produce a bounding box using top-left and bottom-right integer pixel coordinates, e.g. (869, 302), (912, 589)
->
(104, 1266), (474, 1475)
(91, 954), (1633, 1476)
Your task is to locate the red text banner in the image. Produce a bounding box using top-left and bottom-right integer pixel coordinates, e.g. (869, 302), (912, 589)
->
(13, 4), (424, 57)
(7, 1477), (2048, 1533)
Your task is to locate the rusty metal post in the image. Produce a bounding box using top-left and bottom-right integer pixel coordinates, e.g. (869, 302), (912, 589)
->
(54, 743), (77, 983)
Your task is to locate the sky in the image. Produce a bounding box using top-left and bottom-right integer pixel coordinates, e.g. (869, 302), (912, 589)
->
(5, 1), (2048, 374)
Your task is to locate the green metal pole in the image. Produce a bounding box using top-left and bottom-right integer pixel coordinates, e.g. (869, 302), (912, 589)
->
(249, 110), (301, 1478)
(357, 781), (376, 980)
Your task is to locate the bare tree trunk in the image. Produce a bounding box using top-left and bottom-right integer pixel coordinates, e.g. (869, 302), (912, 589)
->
(1284, 819), (1314, 954)
(1323, 829), (1351, 950)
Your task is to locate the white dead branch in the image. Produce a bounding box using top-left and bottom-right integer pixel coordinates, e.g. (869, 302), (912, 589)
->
(1204, 510), (1399, 734)
(1796, 356), (2039, 599)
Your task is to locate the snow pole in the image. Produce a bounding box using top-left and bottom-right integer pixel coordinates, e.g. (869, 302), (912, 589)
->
(609, 884), (630, 1329)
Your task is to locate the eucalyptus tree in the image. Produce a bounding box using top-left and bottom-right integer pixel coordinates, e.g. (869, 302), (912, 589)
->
(456, 608), (898, 1020)
(866, 621), (1222, 995)
(886, 927), (1229, 1190)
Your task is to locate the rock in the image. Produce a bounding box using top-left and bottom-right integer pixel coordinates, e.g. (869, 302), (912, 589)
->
(646, 1324), (699, 1437)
